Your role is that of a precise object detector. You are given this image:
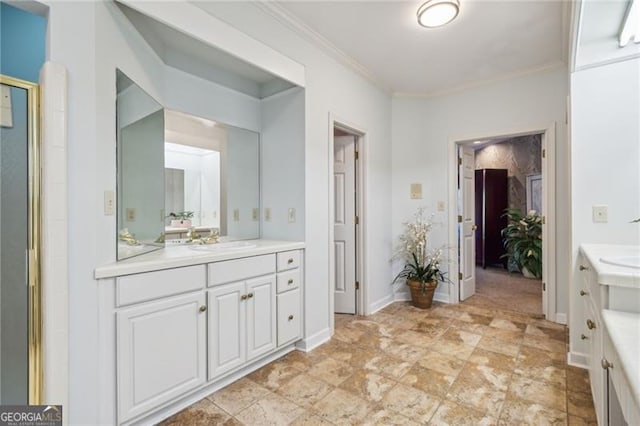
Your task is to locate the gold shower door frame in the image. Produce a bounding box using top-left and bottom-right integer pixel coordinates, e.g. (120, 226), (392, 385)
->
(0, 74), (42, 405)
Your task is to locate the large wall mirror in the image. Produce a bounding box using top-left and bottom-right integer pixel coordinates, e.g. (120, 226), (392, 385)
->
(116, 70), (261, 260)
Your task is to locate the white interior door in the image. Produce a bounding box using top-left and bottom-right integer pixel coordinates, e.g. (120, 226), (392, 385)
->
(459, 146), (476, 301)
(333, 135), (356, 314)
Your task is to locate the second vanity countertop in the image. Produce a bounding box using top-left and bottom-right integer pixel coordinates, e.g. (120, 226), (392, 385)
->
(580, 244), (640, 288)
(96, 240), (305, 279)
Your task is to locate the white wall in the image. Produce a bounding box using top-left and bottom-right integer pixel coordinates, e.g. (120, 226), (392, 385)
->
(569, 57), (640, 356)
(260, 87), (305, 241)
(391, 67), (570, 314)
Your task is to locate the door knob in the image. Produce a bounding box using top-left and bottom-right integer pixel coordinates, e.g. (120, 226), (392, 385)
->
(601, 358), (613, 370)
(472, 224), (478, 231)
(586, 319), (596, 330)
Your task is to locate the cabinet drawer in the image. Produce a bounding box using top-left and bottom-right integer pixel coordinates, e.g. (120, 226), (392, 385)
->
(208, 254), (275, 286)
(277, 250), (301, 272)
(116, 265), (206, 307)
(277, 269), (300, 294)
(277, 288), (301, 346)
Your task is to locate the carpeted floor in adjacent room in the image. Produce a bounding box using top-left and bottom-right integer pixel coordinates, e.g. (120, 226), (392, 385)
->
(465, 266), (543, 318)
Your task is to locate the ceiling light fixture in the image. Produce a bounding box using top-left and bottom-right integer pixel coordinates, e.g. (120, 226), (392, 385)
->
(619, 0), (639, 47)
(417, 0), (460, 28)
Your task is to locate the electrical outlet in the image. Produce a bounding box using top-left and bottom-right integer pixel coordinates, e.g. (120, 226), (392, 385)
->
(252, 208), (259, 221)
(288, 208), (296, 223)
(126, 208), (136, 222)
(593, 205), (608, 223)
(104, 190), (115, 216)
(265, 208), (271, 221)
(437, 201), (445, 212)
(410, 183), (422, 199)
(233, 209), (240, 222)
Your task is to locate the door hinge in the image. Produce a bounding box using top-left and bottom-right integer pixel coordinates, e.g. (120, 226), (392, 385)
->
(543, 282), (546, 291)
(355, 215), (359, 225)
(458, 272), (463, 280)
(457, 215), (462, 223)
(542, 149), (546, 158)
(355, 150), (359, 160)
(542, 216), (546, 225)
(355, 281), (360, 290)
(458, 157), (462, 166)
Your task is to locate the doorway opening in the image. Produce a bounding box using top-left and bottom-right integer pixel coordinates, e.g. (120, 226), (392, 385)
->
(449, 124), (557, 321)
(328, 116), (366, 329)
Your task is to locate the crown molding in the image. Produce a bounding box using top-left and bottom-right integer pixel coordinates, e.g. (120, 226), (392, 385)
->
(393, 61), (567, 99)
(253, 1), (392, 94)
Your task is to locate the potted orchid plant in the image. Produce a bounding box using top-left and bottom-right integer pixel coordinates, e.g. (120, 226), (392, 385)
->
(393, 208), (449, 309)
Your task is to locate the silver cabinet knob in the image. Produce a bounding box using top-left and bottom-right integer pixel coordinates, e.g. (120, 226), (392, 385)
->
(199, 305), (207, 313)
(579, 265), (589, 271)
(580, 334), (588, 340)
(247, 292), (254, 299)
(288, 315), (294, 321)
(601, 358), (613, 370)
(586, 319), (596, 330)
(287, 258), (294, 264)
(288, 279), (294, 285)
(579, 290), (588, 296)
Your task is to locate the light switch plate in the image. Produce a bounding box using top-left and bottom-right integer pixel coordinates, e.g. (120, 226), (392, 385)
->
(233, 209), (240, 222)
(437, 201), (445, 212)
(593, 205), (608, 223)
(288, 208), (296, 223)
(126, 208), (136, 222)
(104, 190), (115, 216)
(252, 208), (259, 221)
(265, 208), (271, 221)
(410, 183), (422, 199)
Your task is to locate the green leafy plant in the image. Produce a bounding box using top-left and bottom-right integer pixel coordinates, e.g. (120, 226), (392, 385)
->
(166, 211), (194, 220)
(393, 208), (449, 295)
(631, 218), (640, 223)
(501, 208), (542, 278)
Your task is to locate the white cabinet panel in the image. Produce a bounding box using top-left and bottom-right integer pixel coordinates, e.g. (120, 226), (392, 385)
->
(277, 288), (301, 347)
(209, 282), (246, 379)
(246, 276), (276, 361)
(277, 250), (301, 271)
(116, 265), (205, 306)
(208, 254), (275, 286)
(117, 292), (206, 423)
(277, 269), (300, 293)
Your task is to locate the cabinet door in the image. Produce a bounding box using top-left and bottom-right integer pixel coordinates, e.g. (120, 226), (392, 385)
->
(277, 288), (301, 347)
(117, 292), (206, 423)
(586, 300), (605, 426)
(246, 275), (276, 361)
(209, 281), (246, 380)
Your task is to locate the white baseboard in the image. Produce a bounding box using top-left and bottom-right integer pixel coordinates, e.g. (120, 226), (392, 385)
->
(567, 351), (588, 369)
(369, 294), (394, 315)
(555, 312), (567, 325)
(296, 327), (332, 352)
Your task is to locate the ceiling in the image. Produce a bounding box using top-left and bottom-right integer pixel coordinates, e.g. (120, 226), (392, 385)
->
(268, 0), (570, 96)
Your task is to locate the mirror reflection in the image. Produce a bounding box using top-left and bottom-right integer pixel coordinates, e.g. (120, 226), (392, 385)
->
(116, 70), (165, 260)
(163, 109), (260, 241)
(116, 70), (261, 260)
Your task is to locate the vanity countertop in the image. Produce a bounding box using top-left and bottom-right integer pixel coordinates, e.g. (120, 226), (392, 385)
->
(96, 239), (305, 279)
(601, 309), (640, 413)
(580, 244), (640, 288)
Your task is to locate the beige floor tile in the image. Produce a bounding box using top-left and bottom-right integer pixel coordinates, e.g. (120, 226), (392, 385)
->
(400, 364), (455, 397)
(450, 319), (492, 335)
(446, 364), (510, 417)
(396, 329), (438, 348)
(432, 338), (476, 360)
(507, 374), (567, 412)
(379, 338), (427, 363)
(158, 399), (238, 426)
(381, 383), (441, 424)
(280, 349), (326, 372)
(235, 393), (306, 426)
(477, 335), (521, 357)
(248, 361), (301, 391)
(567, 391), (597, 422)
(417, 349), (466, 377)
(307, 357), (353, 386)
(410, 317), (449, 337)
(525, 323), (566, 342)
(289, 412), (334, 426)
(567, 415), (598, 425)
(362, 406), (421, 426)
(275, 373), (334, 408)
(208, 378), (271, 415)
(522, 333), (566, 353)
(566, 366), (591, 393)
(339, 369), (396, 403)
(363, 353), (413, 379)
(469, 348), (517, 371)
(515, 345), (566, 388)
(499, 398), (567, 425)
(332, 326), (364, 344)
(452, 311), (494, 326)
(429, 399), (498, 426)
(440, 328), (483, 347)
(490, 318), (528, 332)
(483, 326), (525, 342)
(312, 388), (372, 425)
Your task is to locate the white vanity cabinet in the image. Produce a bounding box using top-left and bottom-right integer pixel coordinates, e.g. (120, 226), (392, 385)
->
(115, 265), (207, 424)
(207, 254), (277, 379)
(96, 241), (305, 425)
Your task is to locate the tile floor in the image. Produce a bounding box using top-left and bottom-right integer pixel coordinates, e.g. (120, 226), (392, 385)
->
(161, 301), (597, 425)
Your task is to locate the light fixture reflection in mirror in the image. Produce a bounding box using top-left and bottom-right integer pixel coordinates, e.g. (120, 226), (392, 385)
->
(163, 109), (260, 241)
